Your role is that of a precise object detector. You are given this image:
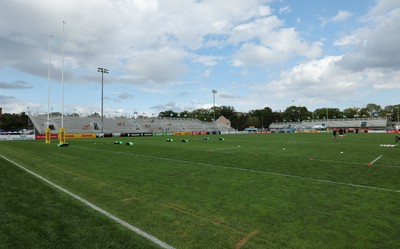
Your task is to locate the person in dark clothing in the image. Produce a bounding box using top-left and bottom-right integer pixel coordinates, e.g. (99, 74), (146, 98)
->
(338, 128), (344, 139)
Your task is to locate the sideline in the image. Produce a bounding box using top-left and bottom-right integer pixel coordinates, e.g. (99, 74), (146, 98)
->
(74, 146), (400, 194)
(0, 154), (176, 249)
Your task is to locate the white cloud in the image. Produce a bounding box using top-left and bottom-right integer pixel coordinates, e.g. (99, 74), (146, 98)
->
(0, 95), (39, 114)
(127, 47), (188, 84)
(0, 81), (33, 89)
(320, 10), (352, 27)
(365, 0), (400, 19)
(279, 6), (291, 14)
(256, 52), (400, 109)
(369, 69), (400, 90)
(338, 8), (400, 71)
(232, 44), (279, 67)
(331, 10), (352, 22)
(334, 34), (360, 47)
(0, 0), (280, 85)
(229, 16), (283, 44)
(192, 55), (224, 66)
(232, 26), (322, 67)
(0, 0), (318, 85)
(266, 56), (350, 99)
(131, 0), (159, 13)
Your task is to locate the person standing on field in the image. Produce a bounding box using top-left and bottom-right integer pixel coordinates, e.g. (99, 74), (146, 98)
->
(339, 128), (344, 139)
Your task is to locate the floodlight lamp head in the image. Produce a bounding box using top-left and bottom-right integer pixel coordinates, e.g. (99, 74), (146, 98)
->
(97, 67), (109, 74)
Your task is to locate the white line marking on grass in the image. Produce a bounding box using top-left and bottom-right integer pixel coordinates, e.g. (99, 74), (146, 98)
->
(74, 146), (400, 194)
(369, 155), (383, 165)
(207, 146), (241, 152)
(308, 158), (365, 166)
(377, 164), (400, 168)
(0, 155), (175, 249)
(310, 158), (400, 169)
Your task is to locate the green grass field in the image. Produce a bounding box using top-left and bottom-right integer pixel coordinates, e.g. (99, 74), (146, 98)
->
(0, 133), (399, 249)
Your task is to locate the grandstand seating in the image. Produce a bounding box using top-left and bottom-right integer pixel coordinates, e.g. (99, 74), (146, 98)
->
(27, 113), (234, 134)
(28, 113), (389, 135)
(270, 117), (388, 131)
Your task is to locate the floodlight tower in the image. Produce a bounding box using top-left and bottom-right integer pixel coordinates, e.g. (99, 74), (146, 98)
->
(212, 90), (217, 131)
(97, 67), (109, 134)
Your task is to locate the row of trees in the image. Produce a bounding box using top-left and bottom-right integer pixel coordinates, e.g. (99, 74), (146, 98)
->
(159, 103), (400, 131)
(1, 103), (399, 131)
(0, 112), (33, 131)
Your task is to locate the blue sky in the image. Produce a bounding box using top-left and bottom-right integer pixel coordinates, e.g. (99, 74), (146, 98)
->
(1, 0), (400, 117)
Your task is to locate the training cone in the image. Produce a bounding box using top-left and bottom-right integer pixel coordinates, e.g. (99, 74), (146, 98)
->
(219, 138), (224, 141)
(57, 143), (69, 147)
(126, 142), (134, 146)
(166, 138), (173, 142)
(182, 139), (189, 142)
